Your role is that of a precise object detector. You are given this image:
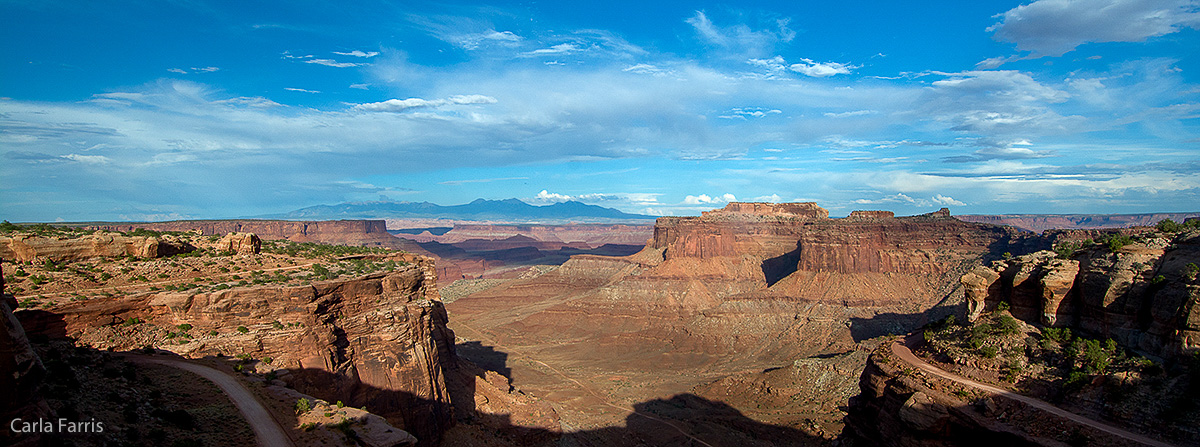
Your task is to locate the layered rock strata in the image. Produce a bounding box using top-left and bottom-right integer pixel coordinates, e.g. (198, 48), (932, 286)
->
(17, 254), (456, 446)
(961, 231), (1200, 360)
(0, 232), (195, 262)
(449, 203), (1043, 412)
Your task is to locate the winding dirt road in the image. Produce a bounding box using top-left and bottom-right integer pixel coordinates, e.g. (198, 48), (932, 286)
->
(127, 356), (296, 447)
(890, 342), (1176, 447)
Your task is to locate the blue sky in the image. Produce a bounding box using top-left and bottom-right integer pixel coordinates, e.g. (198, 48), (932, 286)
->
(2, 0), (1199, 221)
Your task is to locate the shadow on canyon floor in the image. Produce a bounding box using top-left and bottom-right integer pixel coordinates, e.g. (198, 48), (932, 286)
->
(455, 340), (512, 380)
(14, 309), (828, 447)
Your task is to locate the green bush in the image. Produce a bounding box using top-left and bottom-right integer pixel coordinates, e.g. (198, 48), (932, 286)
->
(1157, 219), (1183, 233)
(997, 315), (1021, 335)
(979, 346), (999, 358)
(295, 398), (312, 415)
(1104, 234), (1134, 252)
(236, 326), (249, 333)
(177, 323), (193, 331)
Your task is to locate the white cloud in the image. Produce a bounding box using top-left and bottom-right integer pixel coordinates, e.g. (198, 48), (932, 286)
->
(683, 193), (736, 204)
(61, 154), (110, 165)
(167, 68), (188, 74)
(823, 110), (876, 118)
(932, 194), (966, 206)
(305, 59), (364, 68)
(284, 87), (321, 93)
(525, 43), (579, 56)
(534, 190), (573, 203)
(686, 11), (795, 58)
(989, 0), (1200, 57)
(789, 58), (855, 77)
(352, 94), (497, 112)
(718, 107), (782, 120)
(349, 83), (370, 90)
(333, 50), (380, 58)
(191, 66), (220, 73)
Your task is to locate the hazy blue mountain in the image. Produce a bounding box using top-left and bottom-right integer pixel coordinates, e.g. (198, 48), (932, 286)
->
(264, 199), (656, 222)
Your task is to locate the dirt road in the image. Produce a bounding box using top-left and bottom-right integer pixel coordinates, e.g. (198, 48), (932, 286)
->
(890, 342), (1175, 447)
(129, 356), (296, 447)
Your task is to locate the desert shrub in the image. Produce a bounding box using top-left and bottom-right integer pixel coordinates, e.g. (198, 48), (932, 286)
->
(177, 323), (193, 331)
(121, 317), (144, 327)
(997, 315), (1021, 335)
(979, 346), (999, 358)
(300, 422), (317, 432)
(236, 325), (249, 333)
(1042, 327), (1071, 343)
(995, 301), (1011, 312)
(295, 398), (312, 415)
(1157, 219), (1183, 233)
(272, 320), (285, 330)
(1104, 234), (1134, 252)
(1179, 262), (1200, 282)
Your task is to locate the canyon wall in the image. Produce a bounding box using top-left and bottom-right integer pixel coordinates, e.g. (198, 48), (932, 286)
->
(17, 254), (457, 446)
(450, 204), (1044, 380)
(1, 272), (50, 447)
(961, 230), (1200, 360)
(0, 233), (195, 262)
(393, 223), (654, 246)
(88, 219), (406, 248)
(957, 213), (1200, 233)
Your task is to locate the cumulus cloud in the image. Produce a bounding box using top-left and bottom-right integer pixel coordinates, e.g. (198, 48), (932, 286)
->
(932, 194), (966, 206)
(989, 0), (1200, 57)
(789, 58), (855, 77)
(352, 94), (497, 112)
(683, 193), (736, 204)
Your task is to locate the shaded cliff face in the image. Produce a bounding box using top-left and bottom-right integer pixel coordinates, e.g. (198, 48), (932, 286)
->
(17, 255), (456, 446)
(1, 279), (50, 447)
(961, 230), (1200, 360)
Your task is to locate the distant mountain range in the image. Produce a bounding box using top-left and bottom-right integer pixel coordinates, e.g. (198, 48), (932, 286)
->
(264, 199), (657, 222)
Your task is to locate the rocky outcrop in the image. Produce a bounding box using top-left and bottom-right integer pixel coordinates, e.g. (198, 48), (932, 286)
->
(18, 254), (456, 446)
(0, 232), (194, 262)
(0, 271), (50, 447)
(88, 219), (409, 249)
(206, 232), (261, 255)
(962, 231), (1200, 360)
(843, 344), (1140, 447)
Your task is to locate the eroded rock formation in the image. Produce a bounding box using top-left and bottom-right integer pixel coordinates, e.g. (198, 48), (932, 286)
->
(961, 231), (1200, 360)
(1, 274), (50, 447)
(447, 203), (1045, 427)
(17, 253), (457, 446)
(0, 232), (195, 262)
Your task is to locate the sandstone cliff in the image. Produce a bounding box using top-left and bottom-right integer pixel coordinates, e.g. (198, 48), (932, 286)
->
(17, 254), (457, 446)
(0, 232), (195, 262)
(447, 203), (1045, 433)
(961, 230), (1200, 360)
(89, 219), (413, 250)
